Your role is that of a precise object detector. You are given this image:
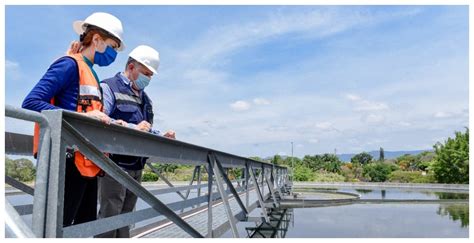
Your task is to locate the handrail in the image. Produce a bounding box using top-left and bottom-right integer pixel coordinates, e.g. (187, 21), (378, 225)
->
(5, 106), (290, 238)
(5, 200), (36, 238)
(57, 109), (285, 169)
(5, 105), (51, 237)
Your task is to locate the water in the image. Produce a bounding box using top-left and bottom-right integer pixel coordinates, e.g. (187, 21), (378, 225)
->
(6, 187), (469, 238)
(221, 188), (469, 238)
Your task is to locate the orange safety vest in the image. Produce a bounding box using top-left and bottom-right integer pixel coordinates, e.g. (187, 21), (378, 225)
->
(33, 53), (103, 177)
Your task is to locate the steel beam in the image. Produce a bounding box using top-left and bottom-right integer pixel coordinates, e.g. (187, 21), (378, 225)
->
(145, 162), (187, 200)
(214, 155), (248, 216)
(181, 166), (199, 212)
(5, 176), (34, 196)
(211, 154), (239, 238)
(264, 173), (278, 207)
(206, 155), (214, 238)
(248, 165), (269, 223)
(61, 120), (204, 238)
(5, 200), (36, 238)
(60, 110), (283, 170)
(6, 105), (52, 238)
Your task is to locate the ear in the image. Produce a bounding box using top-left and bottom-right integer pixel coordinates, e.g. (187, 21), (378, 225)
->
(92, 33), (102, 46)
(127, 62), (135, 72)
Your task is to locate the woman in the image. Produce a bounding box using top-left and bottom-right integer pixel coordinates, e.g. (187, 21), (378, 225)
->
(22, 12), (125, 226)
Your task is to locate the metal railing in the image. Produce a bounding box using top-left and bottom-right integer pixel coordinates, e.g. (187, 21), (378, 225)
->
(5, 105), (290, 238)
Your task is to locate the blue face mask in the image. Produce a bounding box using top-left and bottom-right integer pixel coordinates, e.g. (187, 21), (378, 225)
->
(94, 45), (117, 67)
(134, 73), (151, 90)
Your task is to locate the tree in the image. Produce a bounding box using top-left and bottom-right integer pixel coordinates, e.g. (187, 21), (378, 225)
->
(351, 152), (373, 165)
(271, 155), (284, 165)
(249, 156), (264, 162)
(379, 147), (385, 162)
(396, 154), (418, 171)
(302, 155), (325, 171)
(320, 153), (342, 173)
(5, 157), (36, 182)
(301, 154), (342, 173)
(362, 162), (398, 182)
(432, 129), (469, 184)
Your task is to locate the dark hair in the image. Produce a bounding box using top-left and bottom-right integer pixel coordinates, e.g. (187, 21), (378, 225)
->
(125, 57), (139, 69)
(125, 57), (148, 71)
(79, 25), (121, 48)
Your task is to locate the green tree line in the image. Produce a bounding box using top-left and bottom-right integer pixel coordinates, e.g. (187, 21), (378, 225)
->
(6, 129), (468, 184)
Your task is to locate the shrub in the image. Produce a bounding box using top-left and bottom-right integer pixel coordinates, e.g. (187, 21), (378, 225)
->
(388, 170), (435, 183)
(6, 157), (36, 182)
(142, 171), (158, 182)
(363, 162), (398, 182)
(313, 172), (345, 182)
(293, 166), (314, 181)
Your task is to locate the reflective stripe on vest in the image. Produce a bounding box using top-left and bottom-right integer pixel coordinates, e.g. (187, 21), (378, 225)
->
(80, 85), (102, 98)
(33, 53), (103, 177)
(114, 92), (142, 105)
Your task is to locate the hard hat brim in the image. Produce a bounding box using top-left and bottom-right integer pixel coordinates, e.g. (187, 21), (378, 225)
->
(140, 62), (158, 75)
(72, 20), (125, 51)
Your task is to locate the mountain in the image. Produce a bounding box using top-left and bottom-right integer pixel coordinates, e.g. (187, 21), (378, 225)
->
(336, 150), (432, 162)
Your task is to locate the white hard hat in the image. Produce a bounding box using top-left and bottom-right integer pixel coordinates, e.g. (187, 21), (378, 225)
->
(73, 12), (125, 51)
(129, 45), (160, 74)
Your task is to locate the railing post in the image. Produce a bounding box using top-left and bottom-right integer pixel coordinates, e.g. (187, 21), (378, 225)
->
(261, 165), (265, 197)
(197, 166), (202, 207)
(245, 161), (249, 209)
(248, 163), (269, 223)
(181, 166), (199, 212)
(211, 154), (239, 238)
(5, 105), (52, 237)
(42, 110), (66, 237)
(206, 154), (214, 238)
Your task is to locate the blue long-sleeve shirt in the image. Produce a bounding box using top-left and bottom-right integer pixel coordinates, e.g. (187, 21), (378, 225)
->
(22, 57), (80, 112)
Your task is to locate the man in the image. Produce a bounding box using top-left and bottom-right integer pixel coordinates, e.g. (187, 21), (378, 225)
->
(95, 45), (175, 238)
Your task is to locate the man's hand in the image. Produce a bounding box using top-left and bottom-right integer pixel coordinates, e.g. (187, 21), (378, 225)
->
(136, 121), (151, 132)
(67, 41), (82, 55)
(114, 119), (128, 127)
(163, 130), (176, 139)
(83, 110), (111, 124)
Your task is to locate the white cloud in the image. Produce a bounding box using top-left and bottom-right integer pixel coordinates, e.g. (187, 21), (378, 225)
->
(253, 98), (271, 105)
(434, 111), (451, 118)
(398, 121), (412, 127)
(345, 94), (361, 101)
(315, 122), (333, 130)
(6, 59), (22, 81)
(362, 114), (385, 124)
(355, 100), (389, 111)
(345, 93), (389, 112)
(308, 138), (319, 144)
(433, 109), (469, 119)
(230, 100), (251, 111)
(6, 59), (19, 69)
(277, 151), (287, 156)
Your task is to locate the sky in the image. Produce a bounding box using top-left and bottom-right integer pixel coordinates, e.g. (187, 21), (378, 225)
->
(4, 5), (469, 158)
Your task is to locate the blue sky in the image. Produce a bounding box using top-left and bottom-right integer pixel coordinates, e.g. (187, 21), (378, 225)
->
(5, 5), (469, 158)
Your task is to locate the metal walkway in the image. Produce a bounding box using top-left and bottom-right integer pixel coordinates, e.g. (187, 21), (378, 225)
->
(5, 105), (291, 238)
(136, 189), (262, 238)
